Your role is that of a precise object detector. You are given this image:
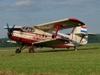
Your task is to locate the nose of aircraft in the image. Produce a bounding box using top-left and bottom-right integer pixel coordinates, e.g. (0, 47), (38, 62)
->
(6, 23), (15, 38)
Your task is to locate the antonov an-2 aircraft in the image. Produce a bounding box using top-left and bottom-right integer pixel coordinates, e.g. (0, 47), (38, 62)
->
(4, 18), (89, 53)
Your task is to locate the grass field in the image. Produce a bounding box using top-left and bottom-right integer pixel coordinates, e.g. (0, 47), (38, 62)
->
(0, 43), (100, 75)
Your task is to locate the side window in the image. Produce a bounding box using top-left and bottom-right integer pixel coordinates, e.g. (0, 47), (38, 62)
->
(29, 27), (35, 32)
(22, 26), (35, 32)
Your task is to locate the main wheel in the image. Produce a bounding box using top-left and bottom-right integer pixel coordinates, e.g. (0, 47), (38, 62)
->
(67, 47), (69, 49)
(15, 49), (21, 53)
(29, 48), (34, 53)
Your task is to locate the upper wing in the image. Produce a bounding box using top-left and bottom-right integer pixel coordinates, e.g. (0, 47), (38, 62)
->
(34, 18), (85, 32)
(3, 26), (22, 31)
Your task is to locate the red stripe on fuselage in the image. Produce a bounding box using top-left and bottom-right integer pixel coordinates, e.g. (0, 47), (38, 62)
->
(11, 36), (38, 44)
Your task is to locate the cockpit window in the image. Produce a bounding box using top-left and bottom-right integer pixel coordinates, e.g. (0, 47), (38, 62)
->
(22, 26), (35, 32)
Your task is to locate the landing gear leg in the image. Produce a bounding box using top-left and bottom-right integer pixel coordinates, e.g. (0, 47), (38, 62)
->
(29, 44), (35, 53)
(74, 46), (77, 51)
(67, 47), (69, 49)
(15, 44), (24, 53)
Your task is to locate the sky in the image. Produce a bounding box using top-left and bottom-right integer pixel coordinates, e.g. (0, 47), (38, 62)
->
(0, 0), (100, 38)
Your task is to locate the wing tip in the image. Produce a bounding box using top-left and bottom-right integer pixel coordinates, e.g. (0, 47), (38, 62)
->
(68, 18), (85, 25)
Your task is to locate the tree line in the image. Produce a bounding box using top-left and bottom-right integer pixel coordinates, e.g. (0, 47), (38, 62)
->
(88, 34), (100, 43)
(0, 38), (17, 47)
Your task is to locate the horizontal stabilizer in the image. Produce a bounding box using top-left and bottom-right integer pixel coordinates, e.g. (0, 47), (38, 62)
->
(75, 33), (96, 37)
(87, 33), (97, 36)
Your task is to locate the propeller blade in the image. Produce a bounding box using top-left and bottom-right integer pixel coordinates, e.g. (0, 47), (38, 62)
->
(6, 23), (10, 32)
(12, 25), (15, 29)
(6, 23), (15, 33)
(11, 25), (15, 32)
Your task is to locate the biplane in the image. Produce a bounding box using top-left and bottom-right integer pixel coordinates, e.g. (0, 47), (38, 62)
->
(4, 18), (88, 53)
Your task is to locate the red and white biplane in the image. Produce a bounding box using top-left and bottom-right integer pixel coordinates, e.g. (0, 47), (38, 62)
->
(4, 18), (88, 53)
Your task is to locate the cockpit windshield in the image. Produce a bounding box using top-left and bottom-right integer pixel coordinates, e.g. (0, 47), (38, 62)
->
(22, 26), (35, 32)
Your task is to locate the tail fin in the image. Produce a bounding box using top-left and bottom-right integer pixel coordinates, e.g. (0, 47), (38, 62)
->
(70, 25), (88, 46)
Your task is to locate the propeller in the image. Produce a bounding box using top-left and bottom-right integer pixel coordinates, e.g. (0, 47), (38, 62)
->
(6, 23), (15, 33)
(6, 23), (15, 38)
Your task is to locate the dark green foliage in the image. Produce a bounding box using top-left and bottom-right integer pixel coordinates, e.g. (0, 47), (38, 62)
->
(0, 38), (17, 48)
(88, 34), (100, 43)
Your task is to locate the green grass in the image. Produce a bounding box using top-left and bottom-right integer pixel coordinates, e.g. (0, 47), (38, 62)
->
(0, 43), (100, 75)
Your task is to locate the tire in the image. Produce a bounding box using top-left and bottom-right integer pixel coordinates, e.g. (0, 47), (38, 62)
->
(29, 48), (34, 53)
(15, 49), (21, 53)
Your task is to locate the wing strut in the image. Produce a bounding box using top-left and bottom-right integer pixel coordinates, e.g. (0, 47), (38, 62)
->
(54, 23), (62, 38)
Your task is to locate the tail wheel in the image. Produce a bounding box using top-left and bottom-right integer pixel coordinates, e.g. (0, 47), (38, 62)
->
(74, 46), (77, 51)
(15, 49), (21, 53)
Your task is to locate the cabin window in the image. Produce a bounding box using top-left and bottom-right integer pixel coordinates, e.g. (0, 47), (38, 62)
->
(22, 26), (35, 32)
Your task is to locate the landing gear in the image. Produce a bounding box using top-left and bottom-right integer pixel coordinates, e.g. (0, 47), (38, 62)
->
(29, 48), (34, 53)
(15, 49), (21, 53)
(15, 44), (24, 53)
(29, 44), (35, 53)
(74, 46), (77, 51)
(15, 43), (35, 53)
(67, 47), (69, 49)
